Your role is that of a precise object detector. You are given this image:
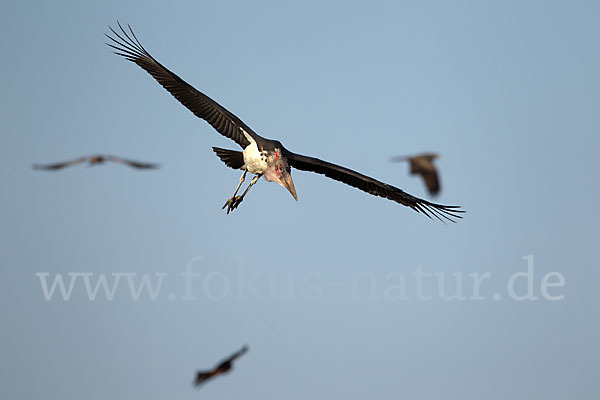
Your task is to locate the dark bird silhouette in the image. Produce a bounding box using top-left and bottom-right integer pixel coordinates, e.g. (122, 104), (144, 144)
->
(391, 153), (441, 197)
(33, 155), (160, 171)
(194, 345), (248, 388)
(106, 23), (463, 222)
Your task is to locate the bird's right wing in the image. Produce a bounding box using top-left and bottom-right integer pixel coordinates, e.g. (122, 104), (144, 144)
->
(219, 345), (249, 367)
(105, 23), (258, 149)
(288, 152), (462, 222)
(33, 156), (89, 170)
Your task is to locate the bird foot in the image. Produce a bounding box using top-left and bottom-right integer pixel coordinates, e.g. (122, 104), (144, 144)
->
(222, 196), (244, 214)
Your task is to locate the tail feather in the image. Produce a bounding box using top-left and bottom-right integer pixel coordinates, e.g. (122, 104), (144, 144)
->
(212, 147), (245, 170)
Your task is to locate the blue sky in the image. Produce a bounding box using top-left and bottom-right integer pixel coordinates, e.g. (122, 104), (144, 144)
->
(1, 1), (599, 399)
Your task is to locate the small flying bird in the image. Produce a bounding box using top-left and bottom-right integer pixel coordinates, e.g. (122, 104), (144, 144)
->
(391, 153), (441, 197)
(194, 345), (248, 388)
(106, 23), (463, 221)
(33, 154), (160, 170)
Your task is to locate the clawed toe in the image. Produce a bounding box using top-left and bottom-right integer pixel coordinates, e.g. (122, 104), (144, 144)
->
(222, 196), (244, 214)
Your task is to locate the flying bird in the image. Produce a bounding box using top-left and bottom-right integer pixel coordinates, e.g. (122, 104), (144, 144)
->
(194, 345), (248, 388)
(33, 154), (160, 170)
(106, 23), (463, 221)
(391, 153), (441, 197)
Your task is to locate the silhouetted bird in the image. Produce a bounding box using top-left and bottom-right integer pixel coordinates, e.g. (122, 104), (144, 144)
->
(106, 23), (463, 221)
(391, 153), (441, 197)
(194, 345), (248, 388)
(33, 155), (160, 171)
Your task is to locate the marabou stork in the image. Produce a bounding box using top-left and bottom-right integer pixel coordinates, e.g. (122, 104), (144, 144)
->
(106, 23), (463, 221)
(194, 345), (248, 388)
(391, 153), (441, 197)
(33, 154), (160, 170)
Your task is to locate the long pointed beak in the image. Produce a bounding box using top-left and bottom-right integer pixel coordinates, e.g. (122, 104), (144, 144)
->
(280, 172), (298, 201)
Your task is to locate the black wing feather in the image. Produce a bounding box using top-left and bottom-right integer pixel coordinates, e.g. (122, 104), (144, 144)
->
(105, 22), (257, 149)
(288, 152), (463, 222)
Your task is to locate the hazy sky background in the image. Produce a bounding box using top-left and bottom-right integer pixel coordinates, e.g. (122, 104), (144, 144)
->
(1, 1), (599, 399)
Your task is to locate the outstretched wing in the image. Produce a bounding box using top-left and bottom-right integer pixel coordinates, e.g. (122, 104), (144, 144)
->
(288, 152), (463, 222)
(216, 345), (249, 369)
(33, 156), (89, 170)
(420, 169), (440, 197)
(105, 22), (259, 149)
(105, 156), (160, 170)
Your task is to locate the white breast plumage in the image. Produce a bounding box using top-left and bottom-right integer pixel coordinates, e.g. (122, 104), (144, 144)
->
(241, 128), (268, 174)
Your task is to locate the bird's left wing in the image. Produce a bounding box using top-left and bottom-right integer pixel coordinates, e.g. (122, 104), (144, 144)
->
(421, 170), (441, 197)
(105, 23), (258, 149)
(287, 152), (463, 222)
(33, 156), (89, 170)
(105, 155), (160, 169)
(194, 370), (218, 387)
